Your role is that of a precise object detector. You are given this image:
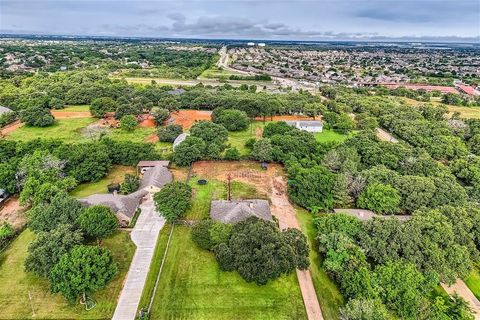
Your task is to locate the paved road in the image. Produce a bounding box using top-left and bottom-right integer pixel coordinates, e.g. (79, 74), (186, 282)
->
(112, 196), (165, 320)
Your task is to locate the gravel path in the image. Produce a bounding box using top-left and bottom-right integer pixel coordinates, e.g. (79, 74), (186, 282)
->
(112, 196), (165, 320)
(270, 175), (324, 320)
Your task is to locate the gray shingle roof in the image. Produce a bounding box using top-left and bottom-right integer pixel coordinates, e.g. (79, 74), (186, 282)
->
(79, 194), (141, 219)
(0, 106), (13, 115)
(210, 199), (272, 224)
(140, 165), (172, 189)
(137, 160), (170, 168)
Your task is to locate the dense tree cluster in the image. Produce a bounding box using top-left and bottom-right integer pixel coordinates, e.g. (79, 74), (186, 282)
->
(315, 212), (478, 319)
(153, 182), (192, 222)
(192, 217), (309, 285)
(212, 108), (249, 131)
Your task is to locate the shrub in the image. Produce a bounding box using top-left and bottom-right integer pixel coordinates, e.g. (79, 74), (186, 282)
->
(213, 108), (249, 131)
(157, 124), (182, 143)
(154, 182), (192, 222)
(224, 147), (240, 160)
(120, 115), (138, 131)
(120, 174), (140, 194)
(191, 220), (215, 250)
(20, 107), (55, 127)
(252, 138), (273, 162)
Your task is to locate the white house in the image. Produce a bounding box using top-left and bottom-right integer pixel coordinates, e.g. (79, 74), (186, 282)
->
(247, 42), (255, 46)
(285, 120), (323, 133)
(258, 43), (266, 47)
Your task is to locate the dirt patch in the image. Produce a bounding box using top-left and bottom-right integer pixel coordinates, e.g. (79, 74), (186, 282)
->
(255, 127), (263, 138)
(145, 133), (159, 143)
(0, 198), (27, 230)
(51, 110), (92, 119)
(170, 166), (190, 182)
(93, 118), (120, 128)
(139, 115), (156, 128)
(166, 110), (212, 129)
(1, 120), (23, 136)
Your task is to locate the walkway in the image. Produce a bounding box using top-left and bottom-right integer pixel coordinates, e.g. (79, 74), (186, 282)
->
(442, 279), (480, 319)
(270, 174), (324, 320)
(112, 196), (165, 320)
(376, 127), (398, 143)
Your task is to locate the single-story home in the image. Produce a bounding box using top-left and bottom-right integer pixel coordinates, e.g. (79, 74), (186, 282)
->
(210, 199), (272, 224)
(139, 165), (172, 193)
(173, 133), (188, 150)
(285, 120), (323, 133)
(137, 160), (170, 174)
(79, 192), (146, 226)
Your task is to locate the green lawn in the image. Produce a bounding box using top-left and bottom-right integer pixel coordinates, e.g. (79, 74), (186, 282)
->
(149, 225), (307, 320)
(6, 118), (96, 142)
(62, 105), (91, 112)
(106, 127), (156, 144)
(70, 165), (136, 198)
(296, 208), (344, 320)
(227, 121), (264, 155)
(198, 66), (245, 80)
(314, 129), (352, 144)
(465, 267), (480, 300)
(0, 230), (135, 319)
(185, 177), (265, 220)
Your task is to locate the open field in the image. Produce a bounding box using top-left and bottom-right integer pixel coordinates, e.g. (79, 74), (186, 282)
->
(70, 165), (136, 198)
(465, 267), (480, 300)
(149, 225), (307, 320)
(296, 209), (344, 320)
(5, 118), (96, 142)
(198, 65), (245, 80)
(227, 121), (265, 154)
(0, 230), (135, 319)
(315, 129), (352, 144)
(401, 97), (480, 119)
(62, 105), (91, 112)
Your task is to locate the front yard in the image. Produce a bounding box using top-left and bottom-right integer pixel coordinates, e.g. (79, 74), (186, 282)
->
(0, 230), (135, 319)
(148, 225), (307, 320)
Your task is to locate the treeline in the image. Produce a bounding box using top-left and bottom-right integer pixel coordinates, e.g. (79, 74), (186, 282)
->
(228, 74), (272, 81)
(0, 138), (160, 204)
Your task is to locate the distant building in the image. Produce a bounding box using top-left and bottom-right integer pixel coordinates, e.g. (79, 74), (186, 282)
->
(285, 120), (323, 133)
(258, 43), (266, 47)
(456, 84), (478, 96)
(247, 42), (255, 46)
(210, 199), (272, 224)
(59, 66), (67, 71)
(167, 88), (186, 95)
(173, 133), (188, 150)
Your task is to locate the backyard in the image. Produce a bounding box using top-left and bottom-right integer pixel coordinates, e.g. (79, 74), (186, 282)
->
(465, 267), (480, 300)
(0, 230), (135, 319)
(148, 225), (307, 320)
(70, 165), (136, 198)
(314, 129), (352, 144)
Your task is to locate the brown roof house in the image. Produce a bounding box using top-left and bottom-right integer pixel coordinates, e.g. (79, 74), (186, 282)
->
(210, 199), (272, 224)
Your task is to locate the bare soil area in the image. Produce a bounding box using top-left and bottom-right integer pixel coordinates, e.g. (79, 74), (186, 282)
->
(1, 120), (23, 136)
(166, 110), (212, 129)
(51, 110), (92, 119)
(0, 198), (27, 230)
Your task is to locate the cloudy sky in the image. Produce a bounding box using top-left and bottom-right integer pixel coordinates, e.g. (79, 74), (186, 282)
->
(1, 0), (479, 42)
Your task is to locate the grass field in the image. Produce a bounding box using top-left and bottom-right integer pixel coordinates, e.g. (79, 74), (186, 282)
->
(465, 267), (480, 300)
(314, 129), (352, 144)
(0, 230), (135, 319)
(401, 97), (480, 119)
(149, 225), (307, 320)
(6, 117), (157, 144)
(70, 165), (136, 198)
(6, 118), (96, 142)
(198, 66), (245, 80)
(296, 208), (345, 320)
(227, 122), (264, 155)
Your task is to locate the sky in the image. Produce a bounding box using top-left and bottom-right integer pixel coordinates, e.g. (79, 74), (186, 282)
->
(1, 0), (479, 42)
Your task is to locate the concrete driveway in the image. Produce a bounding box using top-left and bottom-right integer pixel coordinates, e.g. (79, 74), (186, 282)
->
(112, 196), (165, 320)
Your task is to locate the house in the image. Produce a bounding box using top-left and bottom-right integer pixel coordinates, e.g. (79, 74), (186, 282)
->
(247, 42), (255, 46)
(285, 120), (323, 133)
(167, 88), (185, 95)
(210, 199), (272, 224)
(173, 133), (188, 150)
(139, 165), (172, 193)
(0, 106), (13, 116)
(79, 192), (146, 226)
(137, 160), (170, 174)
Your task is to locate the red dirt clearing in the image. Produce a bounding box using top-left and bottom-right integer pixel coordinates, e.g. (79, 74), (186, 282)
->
(166, 110), (212, 129)
(146, 133), (159, 143)
(0, 197), (27, 230)
(139, 115), (156, 128)
(51, 110), (92, 119)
